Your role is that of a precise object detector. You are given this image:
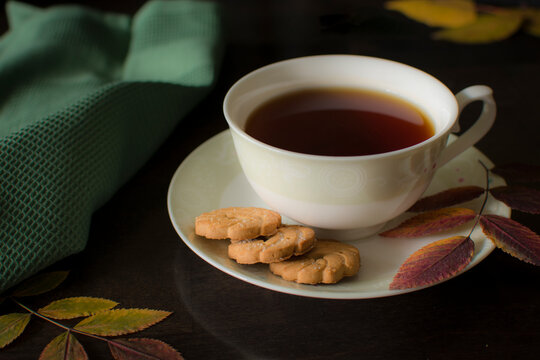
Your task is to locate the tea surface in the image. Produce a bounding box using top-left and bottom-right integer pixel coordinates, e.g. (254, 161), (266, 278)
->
(244, 87), (434, 156)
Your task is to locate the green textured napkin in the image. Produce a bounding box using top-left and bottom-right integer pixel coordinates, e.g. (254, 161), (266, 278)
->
(0, 0), (221, 292)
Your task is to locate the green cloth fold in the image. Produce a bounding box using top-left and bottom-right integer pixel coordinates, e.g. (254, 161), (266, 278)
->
(0, 0), (222, 292)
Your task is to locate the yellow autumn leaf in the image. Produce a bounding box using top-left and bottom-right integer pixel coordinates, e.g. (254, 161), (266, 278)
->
(73, 308), (171, 336)
(385, 0), (477, 28)
(39, 332), (88, 360)
(0, 313), (31, 348)
(524, 8), (540, 37)
(433, 13), (523, 43)
(38, 297), (118, 320)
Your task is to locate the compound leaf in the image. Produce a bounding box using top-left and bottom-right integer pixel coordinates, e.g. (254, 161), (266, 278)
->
(38, 297), (119, 320)
(480, 214), (540, 265)
(73, 309), (171, 336)
(490, 186), (540, 214)
(433, 13), (522, 43)
(390, 235), (474, 290)
(12, 271), (69, 297)
(0, 313), (31, 348)
(109, 338), (184, 360)
(385, 0), (477, 28)
(409, 186), (485, 212)
(39, 332), (88, 360)
(380, 207), (477, 238)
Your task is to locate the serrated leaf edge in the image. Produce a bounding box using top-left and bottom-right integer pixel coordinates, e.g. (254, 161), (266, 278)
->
(0, 313), (32, 349)
(479, 215), (540, 266)
(390, 236), (475, 290)
(73, 308), (172, 336)
(38, 296), (119, 320)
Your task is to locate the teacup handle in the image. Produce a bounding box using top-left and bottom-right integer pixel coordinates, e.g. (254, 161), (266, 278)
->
(438, 85), (496, 167)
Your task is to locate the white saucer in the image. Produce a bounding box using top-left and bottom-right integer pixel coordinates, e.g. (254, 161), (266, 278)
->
(167, 130), (510, 299)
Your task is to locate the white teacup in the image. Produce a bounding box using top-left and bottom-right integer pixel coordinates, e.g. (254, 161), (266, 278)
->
(223, 55), (496, 239)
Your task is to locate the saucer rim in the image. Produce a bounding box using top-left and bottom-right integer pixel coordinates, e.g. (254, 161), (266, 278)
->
(167, 130), (509, 299)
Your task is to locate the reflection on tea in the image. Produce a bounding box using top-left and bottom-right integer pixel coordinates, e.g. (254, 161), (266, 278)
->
(245, 87), (434, 156)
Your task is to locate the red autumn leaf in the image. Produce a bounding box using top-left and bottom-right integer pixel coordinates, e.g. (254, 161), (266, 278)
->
(479, 214), (540, 266)
(491, 163), (540, 183)
(489, 186), (540, 214)
(409, 186), (485, 212)
(109, 338), (184, 360)
(380, 208), (477, 238)
(390, 235), (475, 290)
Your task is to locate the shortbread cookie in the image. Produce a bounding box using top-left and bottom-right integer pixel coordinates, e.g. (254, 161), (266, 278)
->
(269, 240), (360, 284)
(195, 207), (281, 241)
(228, 225), (316, 264)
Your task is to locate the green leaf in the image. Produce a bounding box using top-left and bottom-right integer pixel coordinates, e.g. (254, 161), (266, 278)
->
(433, 13), (523, 44)
(0, 313), (31, 348)
(390, 235), (474, 290)
(12, 271), (69, 297)
(380, 207), (477, 238)
(385, 0), (477, 28)
(73, 309), (171, 336)
(39, 332), (88, 360)
(38, 297), (119, 320)
(109, 338), (184, 360)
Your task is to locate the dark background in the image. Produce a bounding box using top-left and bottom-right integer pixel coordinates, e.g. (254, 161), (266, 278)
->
(1, 1), (539, 359)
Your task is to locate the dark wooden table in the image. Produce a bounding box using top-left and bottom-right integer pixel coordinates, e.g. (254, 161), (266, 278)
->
(2, 1), (539, 359)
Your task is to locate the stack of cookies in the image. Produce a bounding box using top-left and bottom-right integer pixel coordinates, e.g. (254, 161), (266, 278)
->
(195, 207), (360, 285)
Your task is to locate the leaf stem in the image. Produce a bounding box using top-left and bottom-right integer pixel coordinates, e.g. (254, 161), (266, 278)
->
(12, 298), (110, 342)
(10, 298), (163, 360)
(11, 297), (70, 331)
(64, 329), (71, 360)
(478, 160), (491, 216)
(467, 160), (491, 238)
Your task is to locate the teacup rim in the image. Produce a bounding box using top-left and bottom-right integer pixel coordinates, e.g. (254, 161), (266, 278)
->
(223, 54), (458, 162)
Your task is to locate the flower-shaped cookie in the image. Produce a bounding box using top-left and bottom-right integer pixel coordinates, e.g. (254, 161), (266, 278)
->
(269, 240), (360, 284)
(228, 225), (316, 264)
(195, 207), (281, 241)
